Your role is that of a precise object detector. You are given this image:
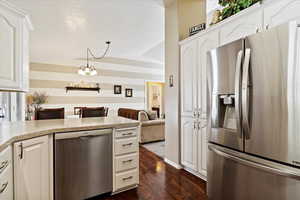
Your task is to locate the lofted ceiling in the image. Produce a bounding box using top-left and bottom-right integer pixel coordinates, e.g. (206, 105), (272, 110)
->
(8, 0), (165, 67)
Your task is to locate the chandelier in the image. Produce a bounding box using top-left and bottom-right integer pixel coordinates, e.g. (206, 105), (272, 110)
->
(78, 41), (111, 76)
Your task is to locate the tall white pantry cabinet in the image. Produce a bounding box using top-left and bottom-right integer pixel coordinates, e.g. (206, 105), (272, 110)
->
(179, 0), (300, 179)
(180, 30), (219, 179)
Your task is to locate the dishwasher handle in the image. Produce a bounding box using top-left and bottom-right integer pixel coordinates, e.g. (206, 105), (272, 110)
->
(55, 129), (112, 140)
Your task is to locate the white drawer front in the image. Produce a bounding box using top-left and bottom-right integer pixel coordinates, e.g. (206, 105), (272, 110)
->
(0, 147), (12, 176)
(115, 137), (138, 155)
(0, 165), (13, 200)
(115, 128), (138, 139)
(115, 153), (138, 172)
(115, 169), (138, 191)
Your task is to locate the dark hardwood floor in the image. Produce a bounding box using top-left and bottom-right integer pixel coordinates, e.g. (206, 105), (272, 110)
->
(99, 146), (208, 200)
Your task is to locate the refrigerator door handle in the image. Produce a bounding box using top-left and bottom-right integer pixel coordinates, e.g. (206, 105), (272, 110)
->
(242, 48), (251, 139)
(234, 50), (243, 138)
(209, 145), (300, 180)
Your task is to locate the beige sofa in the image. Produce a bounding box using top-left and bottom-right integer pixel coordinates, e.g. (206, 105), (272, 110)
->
(118, 108), (165, 143)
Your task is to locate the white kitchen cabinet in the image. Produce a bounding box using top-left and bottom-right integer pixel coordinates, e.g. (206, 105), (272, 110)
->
(196, 31), (219, 176)
(198, 120), (207, 175)
(219, 6), (263, 45)
(0, 1), (32, 91)
(14, 135), (52, 200)
(0, 146), (13, 200)
(180, 30), (219, 178)
(181, 117), (197, 171)
(113, 127), (139, 193)
(264, 0), (300, 29)
(180, 41), (198, 118)
(179, 0), (300, 181)
(197, 30), (219, 119)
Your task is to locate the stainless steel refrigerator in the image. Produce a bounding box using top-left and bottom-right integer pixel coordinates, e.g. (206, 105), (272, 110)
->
(0, 91), (25, 122)
(207, 21), (300, 200)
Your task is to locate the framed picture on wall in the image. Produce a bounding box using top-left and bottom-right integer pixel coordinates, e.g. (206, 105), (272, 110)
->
(114, 85), (122, 94)
(74, 107), (82, 115)
(125, 88), (133, 97)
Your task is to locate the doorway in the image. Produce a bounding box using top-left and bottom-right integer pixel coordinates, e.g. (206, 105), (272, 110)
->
(146, 82), (165, 118)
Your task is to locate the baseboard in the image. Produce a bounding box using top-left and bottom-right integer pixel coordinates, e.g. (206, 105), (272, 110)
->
(111, 185), (138, 195)
(183, 167), (207, 181)
(164, 158), (183, 169)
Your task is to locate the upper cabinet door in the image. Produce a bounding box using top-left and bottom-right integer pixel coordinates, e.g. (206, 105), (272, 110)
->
(219, 9), (263, 46)
(197, 30), (219, 120)
(0, 2), (32, 91)
(264, 0), (300, 29)
(180, 41), (198, 117)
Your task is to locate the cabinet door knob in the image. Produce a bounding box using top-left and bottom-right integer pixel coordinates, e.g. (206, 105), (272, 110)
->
(197, 109), (201, 118)
(193, 111), (197, 118)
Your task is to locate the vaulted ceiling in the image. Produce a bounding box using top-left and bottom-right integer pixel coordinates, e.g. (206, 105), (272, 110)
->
(8, 0), (165, 67)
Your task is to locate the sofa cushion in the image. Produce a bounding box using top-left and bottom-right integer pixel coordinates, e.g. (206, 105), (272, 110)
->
(141, 119), (165, 127)
(139, 111), (149, 121)
(146, 110), (158, 120)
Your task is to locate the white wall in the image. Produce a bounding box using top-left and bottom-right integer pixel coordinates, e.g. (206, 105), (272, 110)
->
(164, 0), (206, 166)
(165, 0), (181, 165)
(29, 62), (164, 116)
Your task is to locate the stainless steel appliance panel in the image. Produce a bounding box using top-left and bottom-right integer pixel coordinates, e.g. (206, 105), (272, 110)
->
(208, 144), (300, 200)
(244, 21), (300, 166)
(55, 129), (112, 200)
(207, 39), (244, 151)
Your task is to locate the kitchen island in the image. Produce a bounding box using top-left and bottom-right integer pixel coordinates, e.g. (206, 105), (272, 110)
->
(0, 116), (140, 200)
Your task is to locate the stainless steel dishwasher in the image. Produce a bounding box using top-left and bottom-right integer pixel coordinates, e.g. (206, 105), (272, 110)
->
(55, 129), (112, 200)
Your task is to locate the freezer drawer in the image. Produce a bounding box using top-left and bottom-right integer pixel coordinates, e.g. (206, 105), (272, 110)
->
(208, 144), (300, 200)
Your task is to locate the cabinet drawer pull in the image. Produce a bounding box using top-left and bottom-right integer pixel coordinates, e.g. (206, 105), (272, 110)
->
(122, 176), (133, 181)
(122, 159), (133, 163)
(0, 182), (8, 194)
(122, 132), (133, 136)
(122, 143), (133, 147)
(0, 161), (8, 174)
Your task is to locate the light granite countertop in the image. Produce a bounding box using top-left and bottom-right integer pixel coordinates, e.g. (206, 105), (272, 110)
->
(0, 116), (139, 152)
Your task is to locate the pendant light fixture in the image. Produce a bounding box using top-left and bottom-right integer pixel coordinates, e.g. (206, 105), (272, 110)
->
(78, 41), (111, 76)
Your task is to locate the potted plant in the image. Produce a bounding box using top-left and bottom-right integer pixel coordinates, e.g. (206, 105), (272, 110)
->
(213, 0), (262, 23)
(26, 92), (48, 120)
